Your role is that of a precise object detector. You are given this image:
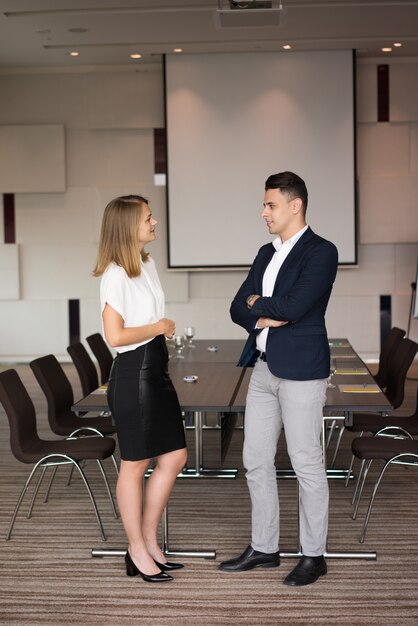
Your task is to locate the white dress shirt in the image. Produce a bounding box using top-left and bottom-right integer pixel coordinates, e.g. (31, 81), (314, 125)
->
(256, 225), (308, 353)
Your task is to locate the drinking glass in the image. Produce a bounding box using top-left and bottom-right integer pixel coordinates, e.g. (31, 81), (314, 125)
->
(173, 334), (185, 359)
(184, 326), (195, 348)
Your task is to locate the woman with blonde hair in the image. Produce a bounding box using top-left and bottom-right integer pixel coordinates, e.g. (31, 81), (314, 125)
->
(93, 195), (187, 583)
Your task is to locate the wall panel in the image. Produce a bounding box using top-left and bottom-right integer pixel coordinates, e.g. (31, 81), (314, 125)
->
(359, 175), (418, 243)
(357, 123), (409, 176)
(391, 63), (418, 122)
(0, 125), (65, 193)
(0, 300), (68, 356)
(0, 244), (19, 299)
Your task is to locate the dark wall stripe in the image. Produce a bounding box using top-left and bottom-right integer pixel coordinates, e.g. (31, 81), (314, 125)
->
(380, 294), (392, 350)
(154, 128), (167, 174)
(377, 64), (390, 122)
(3, 193), (16, 243)
(69, 299), (80, 345)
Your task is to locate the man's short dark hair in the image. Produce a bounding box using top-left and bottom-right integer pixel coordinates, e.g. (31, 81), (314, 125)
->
(265, 171), (308, 215)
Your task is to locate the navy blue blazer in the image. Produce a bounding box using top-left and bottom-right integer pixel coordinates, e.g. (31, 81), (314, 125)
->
(230, 227), (338, 380)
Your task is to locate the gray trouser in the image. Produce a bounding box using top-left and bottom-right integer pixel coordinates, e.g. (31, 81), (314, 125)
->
(243, 360), (328, 556)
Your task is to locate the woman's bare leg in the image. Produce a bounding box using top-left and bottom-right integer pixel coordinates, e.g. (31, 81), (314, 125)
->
(142, 447), (187, 562)
(116, 458), (162, 575)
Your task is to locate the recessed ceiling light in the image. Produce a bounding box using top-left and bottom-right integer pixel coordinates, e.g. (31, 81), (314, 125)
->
(173, 48), (183, 53)
(283, 44), (292, 50)
(69, 51), (80, 57)
(381, 47), (392, 53)
(130, 53), (142, 59)
(393, 42), (402, 48)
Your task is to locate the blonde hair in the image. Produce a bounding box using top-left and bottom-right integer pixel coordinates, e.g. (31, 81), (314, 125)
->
(93, 195), (150, 278)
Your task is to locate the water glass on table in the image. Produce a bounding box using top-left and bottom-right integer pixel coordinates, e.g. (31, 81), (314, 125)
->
(184, 326), (195, 348)
(173, 334), (185, 359)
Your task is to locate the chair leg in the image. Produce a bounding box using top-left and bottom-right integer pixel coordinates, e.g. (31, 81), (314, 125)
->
(67, 464), (75, 486)
(96, 459), (118, 519)
(351, 459), (365, 506)
(68, 457), (107, 540)
(330, 425), (345, 468)
(326, 419), (336, 448)
(111, 454), (119, 476)
(359, 460), (391, 543)
(26, 465), (48, 518)
(345, 431), (364, 487)
(44, 466), (58, 503)
(6, 455), (107, 541)
(6, 462), (44, 540)
(358, 453), (418, 543)
(345, 454), (356, 487)
(352, 459), (373, 519)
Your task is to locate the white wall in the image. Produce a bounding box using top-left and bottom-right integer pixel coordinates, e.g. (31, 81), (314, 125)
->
(0, 59), (417, 360)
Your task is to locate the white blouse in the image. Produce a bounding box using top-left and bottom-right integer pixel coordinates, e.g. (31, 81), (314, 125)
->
(100, 259), (165, 353)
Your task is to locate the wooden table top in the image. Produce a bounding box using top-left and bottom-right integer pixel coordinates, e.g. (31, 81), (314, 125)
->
(72, 361), (244, 414)
(72, 338), (391, 418)
(167, 339), (244, 364)
(231, 364), (392, 414)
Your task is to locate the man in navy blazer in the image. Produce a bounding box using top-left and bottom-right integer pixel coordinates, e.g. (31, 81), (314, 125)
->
(219, 171), (338, 586)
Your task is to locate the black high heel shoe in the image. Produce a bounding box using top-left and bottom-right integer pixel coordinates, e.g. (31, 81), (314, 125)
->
(154, 559), (184, 571)
(125, 551), (173, 583)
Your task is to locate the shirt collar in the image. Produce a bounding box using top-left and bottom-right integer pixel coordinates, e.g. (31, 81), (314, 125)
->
(273, 224), (308, 252)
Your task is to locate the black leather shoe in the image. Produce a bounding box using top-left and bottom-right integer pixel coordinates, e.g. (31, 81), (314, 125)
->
(125, 551), (173, 582)
(154, 559), (184, 571)
(218, 545), (280, 572)
(283, 556), (327, 586)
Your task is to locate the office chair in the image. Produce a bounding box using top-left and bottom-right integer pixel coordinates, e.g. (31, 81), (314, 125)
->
(29, 354), (118, 476)
(67, 341), (99, 397)
(86, 333), (114, 385)
(326, 327), (406, 455)
(0, 369), (116, 540)
(372, 326), (406, 388)
(330, 336), (417, 470)
(351, 430), (418, 543)
(342, 337), (418, 483)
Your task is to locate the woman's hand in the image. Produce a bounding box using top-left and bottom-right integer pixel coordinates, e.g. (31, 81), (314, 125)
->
(257, 317), (288, 329)
(103, 304), (176, 347)
(158, 317), (176, 338)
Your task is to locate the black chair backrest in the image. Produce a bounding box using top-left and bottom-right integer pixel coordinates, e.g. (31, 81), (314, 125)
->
(86, 333), (113, 385)
(385, 338), (418, 409)
(30, 355), (74, 435)
(67, 342), (99, 397)
(0, 369), (40, 463)
(374, 327), (406, 388)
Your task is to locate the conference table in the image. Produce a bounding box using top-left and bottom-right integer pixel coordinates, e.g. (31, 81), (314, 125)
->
(73, 338), (391, 561)
(73, 350), (245, 479)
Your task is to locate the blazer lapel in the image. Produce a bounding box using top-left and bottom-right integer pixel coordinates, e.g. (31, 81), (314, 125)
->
(272, 227), (313, 292)
(256, 243), (275, 292)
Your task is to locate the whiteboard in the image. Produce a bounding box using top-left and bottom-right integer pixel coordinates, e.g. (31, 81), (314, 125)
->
(165, 51), (356, 268)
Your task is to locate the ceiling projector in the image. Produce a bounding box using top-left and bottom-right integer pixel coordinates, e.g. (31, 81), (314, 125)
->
(216, 1), (283, 27)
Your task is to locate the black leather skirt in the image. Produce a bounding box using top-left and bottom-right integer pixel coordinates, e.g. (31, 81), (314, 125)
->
(107, 335), (186, 461)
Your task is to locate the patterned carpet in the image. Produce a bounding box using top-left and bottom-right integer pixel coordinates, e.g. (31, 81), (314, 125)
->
(0, 362), (417, 626)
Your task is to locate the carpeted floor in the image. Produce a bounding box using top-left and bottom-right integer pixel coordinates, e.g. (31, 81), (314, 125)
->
(0, 362), (417, 626)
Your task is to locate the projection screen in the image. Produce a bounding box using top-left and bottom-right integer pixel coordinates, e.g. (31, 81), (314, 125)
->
(165, 50), (356, 268)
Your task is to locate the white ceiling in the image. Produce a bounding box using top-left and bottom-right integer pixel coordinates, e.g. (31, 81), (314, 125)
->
(0, 0), (417, 69)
